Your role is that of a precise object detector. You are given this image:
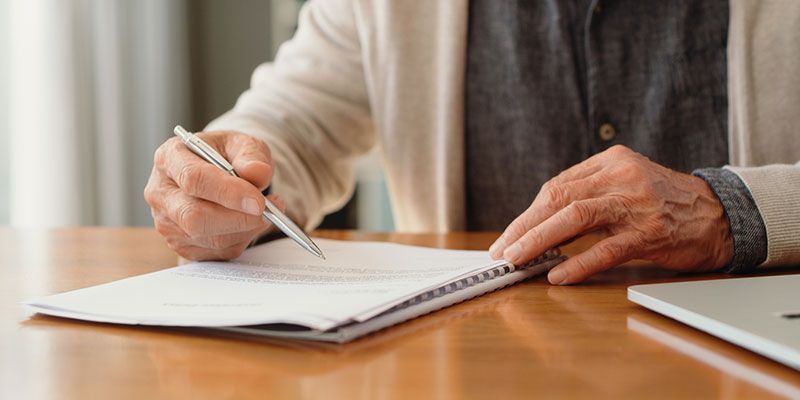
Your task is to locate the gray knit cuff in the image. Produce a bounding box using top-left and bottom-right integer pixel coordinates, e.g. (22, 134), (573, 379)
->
(692, 168), (767, 273)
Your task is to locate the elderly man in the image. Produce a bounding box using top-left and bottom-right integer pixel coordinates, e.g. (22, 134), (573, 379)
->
(145, 1), (800, 284)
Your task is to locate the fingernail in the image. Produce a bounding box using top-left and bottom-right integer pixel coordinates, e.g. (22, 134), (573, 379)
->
(548, 268), (567, 285)
(241, 197), (261, 216)
(489, 237), (506, 258)
(503, 243), (522, 263)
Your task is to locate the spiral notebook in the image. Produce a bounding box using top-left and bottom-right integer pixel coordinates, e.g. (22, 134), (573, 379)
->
(24, 238), (564, 343)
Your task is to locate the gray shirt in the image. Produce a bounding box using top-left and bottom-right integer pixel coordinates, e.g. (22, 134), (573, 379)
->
(465, 0), (766, 271)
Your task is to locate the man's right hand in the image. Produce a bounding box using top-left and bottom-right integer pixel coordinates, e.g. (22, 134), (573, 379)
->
(144, 131), (280, 261)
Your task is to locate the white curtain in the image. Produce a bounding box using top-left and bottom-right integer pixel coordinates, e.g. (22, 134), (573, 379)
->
(6, 0), (191, 227)
(2, 0), (396, 230)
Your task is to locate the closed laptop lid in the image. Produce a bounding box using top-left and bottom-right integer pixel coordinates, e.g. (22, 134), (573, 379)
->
(628, 274), (800, 371)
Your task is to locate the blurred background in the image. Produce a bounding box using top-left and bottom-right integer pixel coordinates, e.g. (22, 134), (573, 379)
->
(0, 0), (394, 230)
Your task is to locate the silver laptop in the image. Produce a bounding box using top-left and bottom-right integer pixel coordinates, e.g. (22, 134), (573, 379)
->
(628, 274), (800, 371)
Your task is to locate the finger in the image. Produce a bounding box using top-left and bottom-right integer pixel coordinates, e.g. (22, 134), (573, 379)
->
(547, 233), (638, 285)
(196, 224), (271, 250)
(164, 188), (267, 238)
(213, 132), (273, 190)
(155, 211), (264, 252)
(502, 198), (618, 265)
(192, 227), (267, 250)
(490, 177), (598, 258)
(551, 156), (604, 183)
(173, 242), (251, 261)
(143, 165), (172, 212)
(153, 209), (192, 248)
(161, 138), (266, 216)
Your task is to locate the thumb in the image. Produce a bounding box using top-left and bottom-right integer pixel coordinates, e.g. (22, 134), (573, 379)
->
(224, 133), (273, 190)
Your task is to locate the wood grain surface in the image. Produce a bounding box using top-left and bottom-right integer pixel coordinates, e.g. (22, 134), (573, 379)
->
(0, 228), (797, 399)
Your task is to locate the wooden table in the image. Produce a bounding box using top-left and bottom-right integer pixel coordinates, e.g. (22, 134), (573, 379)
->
(0, 228), (797, 399)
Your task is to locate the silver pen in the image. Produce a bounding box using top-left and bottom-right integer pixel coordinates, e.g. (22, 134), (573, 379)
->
(173, 125), (325, 259)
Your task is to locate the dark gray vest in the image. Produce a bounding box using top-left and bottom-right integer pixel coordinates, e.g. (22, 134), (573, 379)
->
(465, 0), (729, 230)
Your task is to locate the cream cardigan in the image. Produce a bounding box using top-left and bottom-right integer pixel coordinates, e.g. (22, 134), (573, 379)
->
(208, 0), (800, 267)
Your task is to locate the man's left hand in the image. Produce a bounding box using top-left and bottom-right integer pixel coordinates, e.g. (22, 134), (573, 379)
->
(489, 145), (734, 285)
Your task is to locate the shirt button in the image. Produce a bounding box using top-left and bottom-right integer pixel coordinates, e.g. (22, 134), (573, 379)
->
(599, 123), (616, 141)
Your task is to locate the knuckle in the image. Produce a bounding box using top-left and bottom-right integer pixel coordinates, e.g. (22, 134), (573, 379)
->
(166, 136), (182, 149)
(646, 216), (669, 236)
(154, 222), (171, 237)
(176, 203), (205, 237)
(571, 257), (593, 277)
(153, 144), (166, 168)
(540, 179), (555, 195)
(153, 147), (165, 168)
(554, 168), (573, 181)
(177, 164), (204, 194)
(618, 160), (644, 180)
(143, 186), (157, 206)
(628, 234), (648, 255)
(639, 187), (660, 204)
(239, 133), (265, 148)
(252, 139), (272, 161)
(163, 233), (187, 252)
(543, 184), (567, 210)
(566, 201), (594, 226)
(588, 171), (612, 188)
(155, 138), (180, 168)
(595, 244), (619, 262)
(143, 179), (163, 208)
(240, 134), (259, 147)
(596, 241), (628, 263)
(607, 144), (632, 156)
(165, 236), (184, 250)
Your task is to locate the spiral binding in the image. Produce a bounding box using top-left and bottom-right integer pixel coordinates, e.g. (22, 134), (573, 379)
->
(383, 248), (561, 314)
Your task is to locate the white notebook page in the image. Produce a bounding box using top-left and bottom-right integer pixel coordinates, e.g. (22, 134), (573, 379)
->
(25, 238), (503, 331)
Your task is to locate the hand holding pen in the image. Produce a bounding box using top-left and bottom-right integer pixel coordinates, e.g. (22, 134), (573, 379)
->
(144, 127), (323, 261)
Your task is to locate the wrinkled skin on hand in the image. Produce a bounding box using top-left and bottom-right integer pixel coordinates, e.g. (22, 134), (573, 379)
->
(144, 131), (283, 260)
(489, 145), (733, 285)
